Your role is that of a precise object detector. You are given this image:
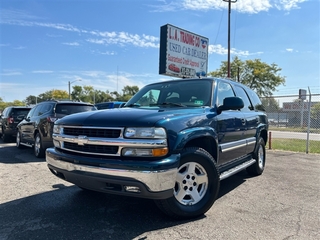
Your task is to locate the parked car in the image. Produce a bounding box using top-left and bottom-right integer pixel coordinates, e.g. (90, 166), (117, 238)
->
(16, 100), (96, 158)
(94, 101), (126, 110)
(0, 106), (32, 142)
(46, 77), (268, 219)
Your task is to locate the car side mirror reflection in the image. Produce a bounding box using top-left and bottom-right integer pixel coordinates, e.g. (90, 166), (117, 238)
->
(218, 97), (244, 114)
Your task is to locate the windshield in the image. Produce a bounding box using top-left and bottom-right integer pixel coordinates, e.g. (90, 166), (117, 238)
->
(126, 79), (213, 108)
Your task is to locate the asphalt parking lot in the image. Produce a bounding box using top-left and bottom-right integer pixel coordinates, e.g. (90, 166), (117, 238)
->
(0, 141), (319, 240)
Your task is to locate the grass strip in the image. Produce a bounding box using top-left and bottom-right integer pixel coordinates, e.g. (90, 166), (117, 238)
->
(270, 138), (320, 154)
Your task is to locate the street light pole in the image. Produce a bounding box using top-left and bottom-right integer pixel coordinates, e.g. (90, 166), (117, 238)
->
(68, 79), (81, 100)
(223, 0), (237, 79)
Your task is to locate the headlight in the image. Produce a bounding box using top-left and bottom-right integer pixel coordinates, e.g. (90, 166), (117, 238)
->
(124, 127), (166, 139)
(53, 125), (62, 134)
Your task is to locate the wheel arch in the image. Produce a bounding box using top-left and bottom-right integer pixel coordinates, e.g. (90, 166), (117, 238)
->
(172, 127), (219, 163)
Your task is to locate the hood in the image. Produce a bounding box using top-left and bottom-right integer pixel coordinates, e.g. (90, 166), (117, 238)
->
(55, 107), (211, 128)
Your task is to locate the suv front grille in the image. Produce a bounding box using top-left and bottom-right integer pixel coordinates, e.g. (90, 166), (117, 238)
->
(53, 126), (167, 157)
(64, 142), (118, 154)
(64, 127), (121, 138)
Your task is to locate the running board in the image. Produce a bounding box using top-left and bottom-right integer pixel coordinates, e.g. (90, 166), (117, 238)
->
(20, 142), (33, 148)
(219, 159), (256, 180)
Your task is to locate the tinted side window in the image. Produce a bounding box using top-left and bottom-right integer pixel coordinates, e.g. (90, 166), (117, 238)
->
(245, 88), (265, 111)
(41, 103), (53, 115)
(32, 105), (44, 117)
(27, 107), (37, 118)
(217, 82), (235, 107)
(234, 85), (253, 112)
(2, 108), (9, 117)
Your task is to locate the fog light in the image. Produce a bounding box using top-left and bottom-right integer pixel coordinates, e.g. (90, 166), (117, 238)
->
(53, 139), (61, 148)
(122, 147), (168, 157)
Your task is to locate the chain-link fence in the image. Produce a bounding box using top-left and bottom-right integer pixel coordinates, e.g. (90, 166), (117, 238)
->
(261, 93), (320, 154)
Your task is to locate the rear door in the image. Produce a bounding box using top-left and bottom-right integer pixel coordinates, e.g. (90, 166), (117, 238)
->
(20, 105), (43, 143)
(233, 85), (258, 154)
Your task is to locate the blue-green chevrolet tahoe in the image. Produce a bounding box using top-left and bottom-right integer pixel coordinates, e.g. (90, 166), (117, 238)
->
(46, 77), (268, 219)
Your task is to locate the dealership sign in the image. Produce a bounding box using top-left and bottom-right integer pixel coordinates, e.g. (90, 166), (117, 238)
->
(159, 24), (209, 78)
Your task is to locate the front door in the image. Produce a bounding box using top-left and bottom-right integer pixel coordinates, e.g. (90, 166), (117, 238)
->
(215, 81), (246, 165)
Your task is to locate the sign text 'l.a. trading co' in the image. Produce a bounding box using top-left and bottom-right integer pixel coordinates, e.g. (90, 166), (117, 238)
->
(159, 24), (209, 78)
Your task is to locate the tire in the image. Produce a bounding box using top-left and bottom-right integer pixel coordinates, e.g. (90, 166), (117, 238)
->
(16, 131), (24, 149)
(155, 147), (220, 220)
(247, 137), (266, 176)
(1, 128), (11, 143)
(34, 133), (45, 158)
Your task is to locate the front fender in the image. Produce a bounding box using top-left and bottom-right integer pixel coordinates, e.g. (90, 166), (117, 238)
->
(171, 126), (219, 156)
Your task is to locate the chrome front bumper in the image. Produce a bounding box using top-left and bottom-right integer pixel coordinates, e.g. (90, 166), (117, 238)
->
(46, 148), (179, 194)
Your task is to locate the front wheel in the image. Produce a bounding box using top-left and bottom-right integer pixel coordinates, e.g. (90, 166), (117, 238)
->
(34, 133), (45, 158)
(247, 137), (266, 176)
(155, 147), (220, 220)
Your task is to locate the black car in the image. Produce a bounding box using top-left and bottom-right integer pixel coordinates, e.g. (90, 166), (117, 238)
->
(16, 100), (96, 158)
(0, 106), (32, 142)
(46, 78), (268, 219)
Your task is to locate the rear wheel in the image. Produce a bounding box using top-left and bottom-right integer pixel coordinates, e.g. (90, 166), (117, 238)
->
(155, 147), (220, 220)
(247, 137), (266, 176)
(34, 133), (45, 158)
(1, 128), (11, 142)
(16, 131), (24, 148)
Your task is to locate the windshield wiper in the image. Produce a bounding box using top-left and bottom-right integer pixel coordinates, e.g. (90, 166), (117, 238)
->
(151, 102), (186, 107)
(125, 103), (140, 108)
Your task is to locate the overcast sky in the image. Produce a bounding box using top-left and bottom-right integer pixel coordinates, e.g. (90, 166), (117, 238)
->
(0, 0), (319, 103)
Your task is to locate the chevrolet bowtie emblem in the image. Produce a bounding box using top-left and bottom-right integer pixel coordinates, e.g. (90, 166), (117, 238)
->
(77, 135), (88, 145)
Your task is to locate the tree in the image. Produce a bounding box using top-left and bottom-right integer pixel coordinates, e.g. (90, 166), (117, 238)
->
(208, 56), (286, 97)
(311, 102), (320, 121)
(110, 91), (121, 101)
(0, 98), (6, 111)
(4, 84), (139, 106)
(261, 97), (280, 112)
(70, 85), (83, 101)
(52, 90), (69, 100)
(12, 100), (25, 106)
(122, 86), (139, 96)
(121, 85), (139, 102)
(38, 90), (54, 102)
(82, 86), (94, 103)
(25, 95), (38, 105)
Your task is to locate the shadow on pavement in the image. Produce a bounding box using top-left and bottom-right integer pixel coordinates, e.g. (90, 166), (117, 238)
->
(0, 170), (250, 240)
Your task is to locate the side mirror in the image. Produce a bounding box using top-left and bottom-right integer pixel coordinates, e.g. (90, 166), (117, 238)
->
(218, 97), (244, 113)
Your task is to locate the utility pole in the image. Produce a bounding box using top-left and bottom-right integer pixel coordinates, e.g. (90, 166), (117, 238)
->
(223, 0), (237, 78)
